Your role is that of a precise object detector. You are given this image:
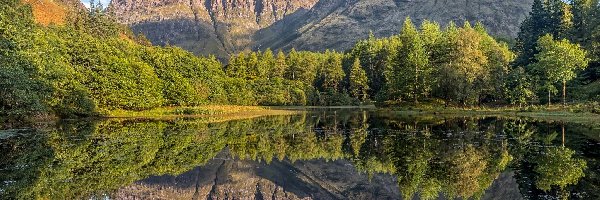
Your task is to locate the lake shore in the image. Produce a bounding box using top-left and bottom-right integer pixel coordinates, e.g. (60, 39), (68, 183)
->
(382, 106), (600, 125)
(106, 104), (600, 124)
(1, 106), (301, 129)
(105, 105), (301, 120)
(5, 104), (600, 129)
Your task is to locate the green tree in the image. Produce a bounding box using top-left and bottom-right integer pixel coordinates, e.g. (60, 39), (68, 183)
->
(285, 48), (301, 80)
(534, 147), (587, 192)
(318, 51), (345, 91)
(532, 34), (589, 106)
(505, 67), (536, 107)
(348, 58), (369, 101)
(420, 20), (443, 52)
(0, 0), (49, 118)
(260, 49), (275, 78)
(246, 51), (261, 79)
(296, 52), (319, 86)
(571, 0), (597, 44)
(395, 17), (430, 104)
(226, 52), (247, 78)
(271, 50), (287, 79)
(545, 0), (572, 39)
(515, 0), (552, 67)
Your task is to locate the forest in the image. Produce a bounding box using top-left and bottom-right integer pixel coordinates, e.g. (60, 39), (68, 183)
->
(1, 0), (599, 120)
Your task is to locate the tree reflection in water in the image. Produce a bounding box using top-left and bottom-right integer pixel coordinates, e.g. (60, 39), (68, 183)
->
(0, 110), (597, 199)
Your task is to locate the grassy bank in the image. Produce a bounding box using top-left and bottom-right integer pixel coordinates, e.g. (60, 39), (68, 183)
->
(383, 104), (600, 125)
(104, 105), (300, 120)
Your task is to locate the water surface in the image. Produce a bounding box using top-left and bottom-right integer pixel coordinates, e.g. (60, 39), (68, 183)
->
(1, 109), (599, 199)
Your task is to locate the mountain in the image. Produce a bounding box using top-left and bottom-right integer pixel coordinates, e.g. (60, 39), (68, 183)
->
(109, 0), (318, 60)
(109, 0), (533, 59)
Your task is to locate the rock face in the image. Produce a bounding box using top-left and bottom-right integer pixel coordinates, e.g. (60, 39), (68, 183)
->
(109, 0), (318, 60)
(109, 0), (533, 59)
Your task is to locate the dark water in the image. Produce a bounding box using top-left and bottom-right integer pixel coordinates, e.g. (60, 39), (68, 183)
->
(1, 109), (599, 200)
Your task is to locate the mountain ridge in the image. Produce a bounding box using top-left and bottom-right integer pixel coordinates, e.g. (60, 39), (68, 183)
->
(109, 0), (534, 59)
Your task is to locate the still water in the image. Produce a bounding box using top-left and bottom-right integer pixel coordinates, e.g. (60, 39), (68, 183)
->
(1, 109), (599, 200)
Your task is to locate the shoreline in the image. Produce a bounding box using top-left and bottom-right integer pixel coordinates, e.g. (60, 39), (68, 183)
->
(104, 105), (301, 119)
(4, 105), (600, 129)
(380, 106), (600, 125)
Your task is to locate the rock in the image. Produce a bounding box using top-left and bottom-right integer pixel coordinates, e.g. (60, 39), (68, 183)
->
(109, 0), (318, 60)
(108, 0), (534, 60)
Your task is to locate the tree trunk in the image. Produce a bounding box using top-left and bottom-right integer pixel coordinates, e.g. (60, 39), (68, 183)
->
(414, 66), (419, 105)
(562, 80), (567, 107)
(562, 124), (565, 147)
(548, 89), (551, 107)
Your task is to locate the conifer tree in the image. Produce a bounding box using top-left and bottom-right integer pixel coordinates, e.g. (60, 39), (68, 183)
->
(349, 58), (369, 101)
(571, 0), (599, 47)
(319, 50), (345, 91)
(285, 48), (300, 80)
(389, 17), (430, 103)
(270, 50), (287, 79)
(226, 52), (247, 78)
(515, 0), (551, 67)
(246, 52), (260, 79)
(259, 49), (275, 79)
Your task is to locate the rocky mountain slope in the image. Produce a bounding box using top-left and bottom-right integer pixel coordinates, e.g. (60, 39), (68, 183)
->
(109, 0), (533, 59)
(109, 0), (318, 59)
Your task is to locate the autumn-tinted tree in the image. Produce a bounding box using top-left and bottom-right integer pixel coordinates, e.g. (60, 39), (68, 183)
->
(434, 22), (488, 105)
(476, 22), (515, 103)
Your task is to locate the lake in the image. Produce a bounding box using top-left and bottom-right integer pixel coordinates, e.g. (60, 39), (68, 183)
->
(1, 109), (599, 199)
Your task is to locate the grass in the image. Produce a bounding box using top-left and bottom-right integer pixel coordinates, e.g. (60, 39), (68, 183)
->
(104, 103), (600, 123)
(104, 105), (301, 120)
(382, 103), (600, 125)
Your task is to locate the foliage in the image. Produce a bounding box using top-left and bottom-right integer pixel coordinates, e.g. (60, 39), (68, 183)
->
(516, 0), (599, 104)
(531, 34), (589, 104)
(348, 58), (369, 101)
(3, 0), (600, 121)
(505, 67), (536, 106)
(534, 147), (587, 191)
(0, 0), (50, 119)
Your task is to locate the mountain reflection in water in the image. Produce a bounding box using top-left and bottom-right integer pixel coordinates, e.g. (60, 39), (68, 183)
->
(1, 110), (598, 200)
